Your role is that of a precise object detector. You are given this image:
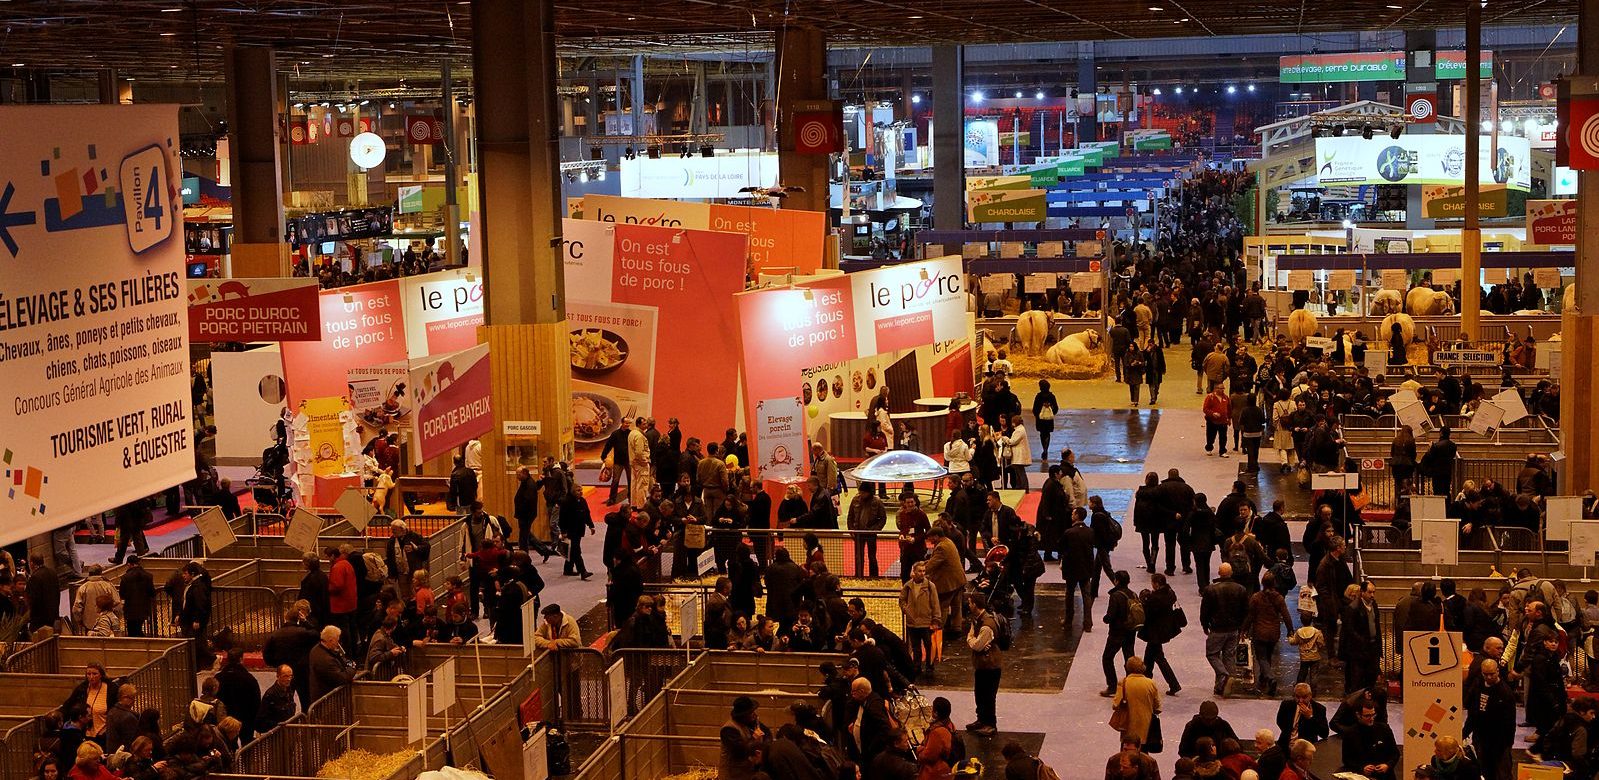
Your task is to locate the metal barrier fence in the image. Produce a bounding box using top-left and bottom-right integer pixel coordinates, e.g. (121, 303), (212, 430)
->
(125, 641), (198, 741)
(237, 723), (352, 776)
(556, 648), (611, 730)
(614, 648), (698, 718)
(741, 528), (922, 580)
(0, 716), (44, 779)
(642, 581), (907, 639)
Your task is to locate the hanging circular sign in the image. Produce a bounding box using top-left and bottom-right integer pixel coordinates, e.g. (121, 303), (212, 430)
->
(349, 131), (387, 169)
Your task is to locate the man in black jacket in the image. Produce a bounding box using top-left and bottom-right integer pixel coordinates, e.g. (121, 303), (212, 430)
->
(1420, 427), (1459, 497)
(1340, 703), (1398, 780)
(176, 561), (213, 668)
(1099, 570), (1137, 696)
(448, 454), (478, 512)
(557, 490), (594, 580)
(1060, 507), (1097, 632)
(600, 418), (633, 505)
(256, 665), (298, 734)
(118, 555), (156, 637)
(763, 547), (806, 630)
(384, 519), (431, 594)
(25, 553), (59, 633)
(843, 676), (895, 761)
(1155, 469), (1195, 575)
(1274, 683), (1329, 746)
(1253, 500), (1292, 567)
(513, 466), (542, 554)
(1462, 659), (1515, 778)
(216, 647), (261, 743)
(298, 553), (331, 629)
(1200, 563), (1249, 695)
(308, 625), (355, 702)
(264, 607), (318, 710)
(1340, 581), (1380, 693)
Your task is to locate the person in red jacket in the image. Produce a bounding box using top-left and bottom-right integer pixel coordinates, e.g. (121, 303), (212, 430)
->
(326, 546), (358, 654)
(1202, 383), (1232, 458)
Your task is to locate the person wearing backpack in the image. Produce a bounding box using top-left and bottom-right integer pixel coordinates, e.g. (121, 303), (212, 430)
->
(1001, 741), (1061, 780)
(966, 593), (1005, 736)
(1089, 495), (1123, 585)
(917, 696), (964, 780)
(1100, 570), (1140, 697)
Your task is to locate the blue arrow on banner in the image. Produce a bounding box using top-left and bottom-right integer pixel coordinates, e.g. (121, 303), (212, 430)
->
(0, 182), (39, 258)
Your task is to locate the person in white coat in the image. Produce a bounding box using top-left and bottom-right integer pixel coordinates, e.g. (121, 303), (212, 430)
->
(1001, 415), (1032, 493)
(943, 430), (973, 475)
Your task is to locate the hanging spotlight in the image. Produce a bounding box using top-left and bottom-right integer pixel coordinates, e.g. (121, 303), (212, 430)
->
(1174, 87), (1183, 94)
(1389, 125), (1403, 140)
(1014, 90), (1023, 99)
(1247, 84), (1256, 92)
(1226, 85), (1237, 94)
(911, 94), (922, 104)
(646, 145), (661, 159)
(1152, 88), (1162, 96)
(970, 90), (985, 103)
(1361, 124), (1373, 140)
(700, 144), (714, 158)
(1333, 124), (1346, 136)
(1035, 90), (1045, 100)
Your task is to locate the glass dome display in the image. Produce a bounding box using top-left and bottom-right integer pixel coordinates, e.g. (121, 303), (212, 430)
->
(847, 450), (948, 483)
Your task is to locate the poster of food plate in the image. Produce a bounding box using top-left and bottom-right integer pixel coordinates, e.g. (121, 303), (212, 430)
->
(567, 300), (657, 459)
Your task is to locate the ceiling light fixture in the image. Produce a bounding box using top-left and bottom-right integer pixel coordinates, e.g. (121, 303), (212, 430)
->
(1247, 84), (1256, 92)
(1014, 90), (1023, 99)
(1035, 91), (1045, 100)
(1148, 5), (1163, 9)
(1152, 88), (1162, 95)
(1174, 87), (1183, 94)
(1227, 85), (1237, 94)
(911, 94), (921, 104)
(159, 32), (175, 36)
(161, 6), (182, 10)
(971, 90), (985, 103)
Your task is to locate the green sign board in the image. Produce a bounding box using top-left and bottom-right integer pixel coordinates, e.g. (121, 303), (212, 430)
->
(1280, 50), (1492, 83)
(1070, 148), (1105, 167)
(397, 185), (426, 214)
(1057, 156), (1086, 177)
(1026, 166), (1061, 188)
(1133, 136), (1173, 151)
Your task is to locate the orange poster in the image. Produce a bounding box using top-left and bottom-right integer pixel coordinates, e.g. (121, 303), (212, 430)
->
(580, 194), (825, 275)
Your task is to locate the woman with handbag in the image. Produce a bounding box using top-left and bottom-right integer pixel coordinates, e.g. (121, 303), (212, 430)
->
(1110, 656), (1163, 753)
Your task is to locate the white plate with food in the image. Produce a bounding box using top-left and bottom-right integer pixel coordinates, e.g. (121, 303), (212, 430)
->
(571, 391), (622, 443)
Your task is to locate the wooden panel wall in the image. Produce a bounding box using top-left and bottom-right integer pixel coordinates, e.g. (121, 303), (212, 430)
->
(479, 323), (573, 539)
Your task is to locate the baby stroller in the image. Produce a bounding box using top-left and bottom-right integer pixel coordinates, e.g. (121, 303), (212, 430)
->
(970, 544), (1015, 618)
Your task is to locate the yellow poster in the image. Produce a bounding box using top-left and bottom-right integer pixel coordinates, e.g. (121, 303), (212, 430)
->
(303, 396), (349, 477)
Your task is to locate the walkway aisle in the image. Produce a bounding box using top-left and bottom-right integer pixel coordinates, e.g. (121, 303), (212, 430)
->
(919, 409), (1321, 774)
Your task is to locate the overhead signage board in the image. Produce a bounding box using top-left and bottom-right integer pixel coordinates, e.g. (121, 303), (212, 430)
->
(618, 152), (780, 200)
(187, 278), (322, 342)
(1280, 51), (1492, 83)
(1421, 184), (1507, 218)
(0, 105), (194, 545)
(1527, 199), (1578, 245)
(967, 189), (1047, 222)
(1433, 349), (1499, 366)
(1314, 135), (1531, 191)
(287, 206), (394, 248)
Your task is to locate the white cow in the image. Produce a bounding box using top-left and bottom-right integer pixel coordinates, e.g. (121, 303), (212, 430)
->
(1045, 329), (1103, 368)
(1015, 310), (1054, 355)
(1287, 309), (1319, 343)
(1368, 289), (1404, 317)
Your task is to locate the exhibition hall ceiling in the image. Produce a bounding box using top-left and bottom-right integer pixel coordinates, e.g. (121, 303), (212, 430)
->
(0, 0), (1579, 81)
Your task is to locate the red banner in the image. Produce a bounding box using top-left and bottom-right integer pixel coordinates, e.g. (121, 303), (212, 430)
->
(410, 344), (492, 465)
(1527, 199), (1578, 245)
(187, 278), (322, 342)
(406, 115), (445, 145)
(791, 101), (844, 155)
(1405, 93), (1437, 124)
(280, 279), (408, 407)
(335, 116), (356, 138)
(288, 119), (311, 145)
(1563, 96), (1599, 170)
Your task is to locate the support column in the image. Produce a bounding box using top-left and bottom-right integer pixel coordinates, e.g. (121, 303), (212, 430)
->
(631, 55), (646, 137)
(775, 26), (831, 215)
(443, 60), (463, 267)
(97, 69), (118, 105)
(1405, 30), (1438, 230)
(472, 0), (572, 530)
(1077, 45), (1098, 144)
(1561, 0), (1599, 492)
(223, 46), (287, 277)
(1460, 0), (1483, 341)
(931, 45), (965, 231)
